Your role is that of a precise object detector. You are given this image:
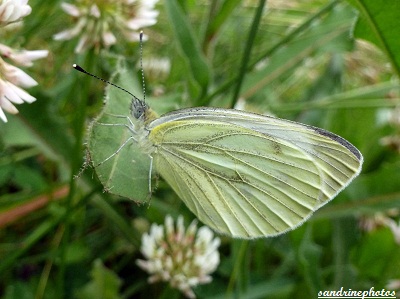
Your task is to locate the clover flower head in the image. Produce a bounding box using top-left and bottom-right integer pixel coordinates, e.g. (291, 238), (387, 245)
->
(0, 44), (48, 122)
(359, 210), (400, 245)
(54, 0), (159, 53)
(136, 215), (220, 298)
(0, 26), (48, 122)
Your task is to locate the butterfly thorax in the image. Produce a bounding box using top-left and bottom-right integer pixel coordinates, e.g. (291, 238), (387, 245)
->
(130, 97), (158, 155)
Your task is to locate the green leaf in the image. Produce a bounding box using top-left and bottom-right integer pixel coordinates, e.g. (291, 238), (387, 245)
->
(351, 228), (398, 280)
(76, 259), (122, 299)
(0, 93), (73, 175)
(209, 277), (295, 299)
(165, 0), (211, 101)
(2, 164), (48, 191)
(347, 0), (400, 77)
(3, 282), (35, 299)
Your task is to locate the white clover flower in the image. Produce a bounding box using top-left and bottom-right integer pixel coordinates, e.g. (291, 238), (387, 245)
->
(0, 0), (31, 26)
(137, 215), (221, 299)
(358, 213), (390, 232)
(53, 0), (159, 54)
(0, 45), (48, 122)
(386, 279), (400, 291)
(379, 108), (400, 153)
(385, 218), (400, 245)
(140, 57), (171, 82)
(359, 210), (400, 246)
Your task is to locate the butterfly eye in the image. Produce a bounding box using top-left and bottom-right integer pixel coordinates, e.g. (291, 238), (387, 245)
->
(131, 97), (148, 120)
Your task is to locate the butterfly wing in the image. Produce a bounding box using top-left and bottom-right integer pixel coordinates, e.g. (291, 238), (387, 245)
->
(148, 108), (362, 238)
(88, 75), (154, 203)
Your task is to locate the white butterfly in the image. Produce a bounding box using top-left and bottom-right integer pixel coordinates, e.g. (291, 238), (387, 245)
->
(75, 64), (363, 239)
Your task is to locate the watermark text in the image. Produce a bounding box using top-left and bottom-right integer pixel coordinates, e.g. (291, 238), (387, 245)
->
(318, 287), (396, 299)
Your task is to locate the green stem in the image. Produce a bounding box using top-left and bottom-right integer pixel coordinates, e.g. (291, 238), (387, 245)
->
(226, 240), (249, 297)
(58, 51), (95, 298)
(230, 0), (266, 108)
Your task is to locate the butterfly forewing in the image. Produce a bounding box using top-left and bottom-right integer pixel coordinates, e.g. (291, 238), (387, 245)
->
(148, 108), (362, 239)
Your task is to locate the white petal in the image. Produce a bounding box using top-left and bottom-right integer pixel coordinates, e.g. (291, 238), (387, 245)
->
(386, 219), (400, 245)
(0, 106), (8, 122)
(89, 4), (100, 18)
(386, 279), (400, 290)
(126, 18), (157, 30)
(61, 3), (80, 17)
(136, 259), (150, 271)
(208, 237), (221, 253)
(138, 10), (159, 19)
(153, 225), (164, 242)
(0, 4), (14, 22)
(202, 252), (219, 273)
(53, 30), (73, 41)
(4, 82), (24, 104)
(53, 27), (80, 40)
(187, 277), (200, 286)
(141, 233), (155, 258)
(21, 49), (48, 61)
(196, 227), (213, 245)
(5, 64), (38, 87)
(0, 96), (18, 114)
(0, 43), (12, 56)
(165, 256), (173, 270)
(9, 49), (48, 66)
(123, 31), (143, 42)
(198, 275), (212, 284)
(148, 275), (160, 283)
(183, 288), (195, 299)
(75, 35), (90, 53)
(102, 31), (116, 47)
(141, 0), (159, 8)
(53, 18), (86, 41)
(165, 215), (174, 236)
(186, 219), (198, 240)
(9, 83), (36, 103)
(177, 216), (184, 242)
(19, 5), (31, 18)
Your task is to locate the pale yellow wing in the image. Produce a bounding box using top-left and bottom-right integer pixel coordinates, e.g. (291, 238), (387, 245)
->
(148, 108), (362, 238)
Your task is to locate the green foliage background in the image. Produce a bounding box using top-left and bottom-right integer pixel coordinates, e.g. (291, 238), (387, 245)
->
(1, 0), (400, 298)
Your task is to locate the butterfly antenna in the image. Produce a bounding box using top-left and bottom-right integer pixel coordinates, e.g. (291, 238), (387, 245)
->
(139, 30), (146, 103)
(73, 64), (136, 98)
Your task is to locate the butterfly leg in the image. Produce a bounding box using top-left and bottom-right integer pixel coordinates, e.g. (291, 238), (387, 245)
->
(95, 136), (136, 167)
(106, 113), (136, 127)
(148, 154), (153, 194)
(96, 114), (136, 134)
(96, 122), (135, 135)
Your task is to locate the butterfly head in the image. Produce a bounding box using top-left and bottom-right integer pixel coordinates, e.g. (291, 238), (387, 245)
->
(131, 97), (148, 120)
(131, 97), (157, 124)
